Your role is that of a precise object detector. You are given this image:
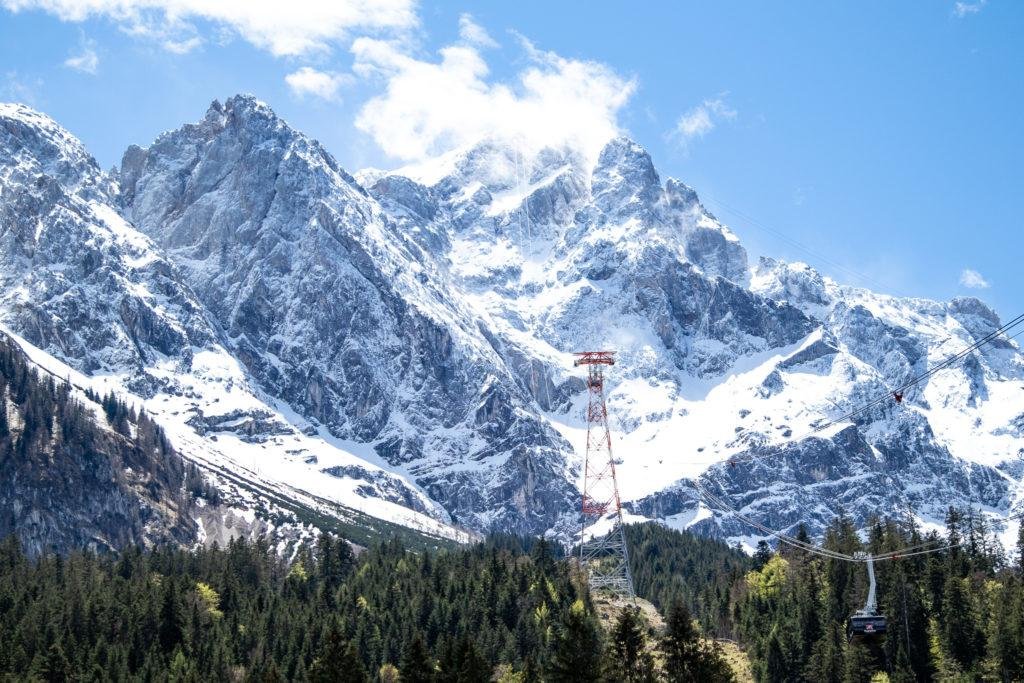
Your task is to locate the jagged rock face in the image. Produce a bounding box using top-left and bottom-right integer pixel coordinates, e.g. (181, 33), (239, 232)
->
(116, 96), (575, 534)
(0, 104), (215, 375)
(0, 333), (198, 556)
(0, 102), (469, 544)
(366, 130), (1023, 542)
(1, 96), (1021, 547)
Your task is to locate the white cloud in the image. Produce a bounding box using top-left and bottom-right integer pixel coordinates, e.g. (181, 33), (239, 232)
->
(959, 268), (990, 289)
(162, 35), (201, 54)
(63, 36), (99, 74)
(672, 96), (736, 148)
(285, 67), (352, 102)
(458, 13), (497, 48)
(0, 0), (417, 56)
(1, 71), (43, 105)
(351, 31), (635, 164)
(953, 0), (986, 18)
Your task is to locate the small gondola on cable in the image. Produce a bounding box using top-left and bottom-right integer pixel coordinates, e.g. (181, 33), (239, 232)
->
(848, 553), (887, 640)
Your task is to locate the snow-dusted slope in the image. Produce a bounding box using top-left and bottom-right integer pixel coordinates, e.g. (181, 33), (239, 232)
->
(2, 96), (1021, 550)
(0, 101), (468, 545)
(365, 132), (1024, 548)
(115, 96), (575, 535)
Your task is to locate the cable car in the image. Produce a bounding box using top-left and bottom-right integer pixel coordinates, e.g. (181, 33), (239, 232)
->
(848, 554), (887, 640)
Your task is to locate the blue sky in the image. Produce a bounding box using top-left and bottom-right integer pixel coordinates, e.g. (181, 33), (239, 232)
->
(1, 1), (1020, 315)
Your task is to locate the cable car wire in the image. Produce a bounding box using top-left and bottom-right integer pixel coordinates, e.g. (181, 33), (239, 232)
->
(722, 311), (1024, 468)
(691, 480), (960, 564)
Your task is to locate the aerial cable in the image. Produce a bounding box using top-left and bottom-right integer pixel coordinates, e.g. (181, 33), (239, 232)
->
(691, 481), (860, 561)
(722, 311), (1024, 468)
(694, 480), (955, 563)
(691, 480), (959, 564)
(810, 311), (1024, 435)
(702, 194), (907, 297)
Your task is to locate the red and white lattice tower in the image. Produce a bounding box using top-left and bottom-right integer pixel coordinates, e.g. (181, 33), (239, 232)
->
(573, 351), (635, 598)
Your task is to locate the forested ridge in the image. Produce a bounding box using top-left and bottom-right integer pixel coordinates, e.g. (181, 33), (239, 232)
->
(0, 334), (212, 556)
(4, 325), (1024, 681)
(722, 511), (1024, 682)
(1, 511), (1023, 681)
(0, 532), (735, 682)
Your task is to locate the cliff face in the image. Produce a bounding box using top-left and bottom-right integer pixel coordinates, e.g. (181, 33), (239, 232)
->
(1, 96), (1021, 549)
(0, 332), (198, 556)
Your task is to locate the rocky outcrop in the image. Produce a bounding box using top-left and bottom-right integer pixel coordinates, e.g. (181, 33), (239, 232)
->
(0, 332), (198, 555)
(1, 96), (1021, 547)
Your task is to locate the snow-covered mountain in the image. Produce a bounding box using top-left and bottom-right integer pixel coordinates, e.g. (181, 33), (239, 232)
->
(0, 100), (470, 547)
(1, 96), (1021, 551)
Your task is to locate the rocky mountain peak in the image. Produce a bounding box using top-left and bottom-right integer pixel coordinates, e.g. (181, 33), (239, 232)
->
(591, 136), (662, 218)
(0, 103), (106, 200)
(1, 98), (1020, 550)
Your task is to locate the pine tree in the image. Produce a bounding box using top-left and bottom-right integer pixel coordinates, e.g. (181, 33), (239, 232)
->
(309, 628), (368, 683)
(546, 600), (603, 683)
(753, 541), (772, 571)
(805, 622), (844, 683)
(400, 633), (436, 683)
(660, 599), (734, 683)
(842, 641), (873, 683)
(604, 606), (656, 683)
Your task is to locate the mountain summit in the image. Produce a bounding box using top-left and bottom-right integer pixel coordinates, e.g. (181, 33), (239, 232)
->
(1, 96), (1021, 549)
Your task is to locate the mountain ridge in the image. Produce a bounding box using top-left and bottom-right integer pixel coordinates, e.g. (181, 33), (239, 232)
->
(1, 94), (1021, 551)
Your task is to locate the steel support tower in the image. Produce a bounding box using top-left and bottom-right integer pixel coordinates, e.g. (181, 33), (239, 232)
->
(573, 351), (635, 598)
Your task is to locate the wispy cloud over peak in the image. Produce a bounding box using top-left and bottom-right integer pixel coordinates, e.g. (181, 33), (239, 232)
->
(671, 95), (736, 150)
(63, 36), (98, 74)
(285, 67), (352, 102)
(960, 268), (990, 289)
(352, 22), (635, 165)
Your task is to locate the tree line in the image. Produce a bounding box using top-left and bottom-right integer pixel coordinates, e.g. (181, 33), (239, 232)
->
(0, 531), (743, 682)
(656, 510), (1024, 682)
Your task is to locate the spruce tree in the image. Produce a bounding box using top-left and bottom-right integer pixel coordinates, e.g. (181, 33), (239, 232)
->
(883, 568), (931, 682)
(942, 575), (982, 670)
(1016, 524), (1024, 572)
(444, 635), (490, 683)
(805, 622), (844, 683)
(309, 628), (368, 683)
(604, 606), (656, 683)
(546, 600), (603, 683)
(522, 655), (541, 683)
(660, 599), (734, 683)
(34, 642), (71, 683)
(842, 642), (873, 683)
(400, 633), (436, 683)
(752, 541), (772, 571)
